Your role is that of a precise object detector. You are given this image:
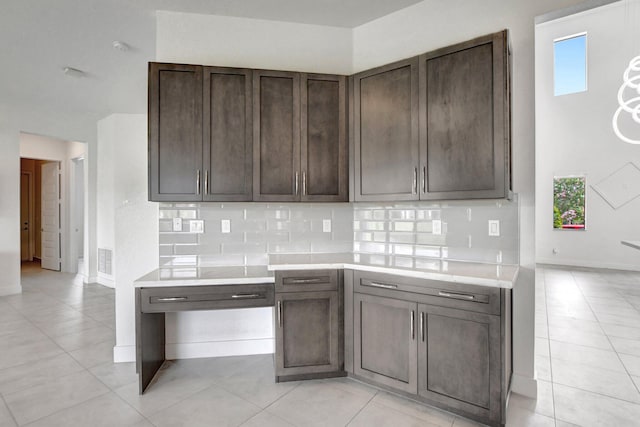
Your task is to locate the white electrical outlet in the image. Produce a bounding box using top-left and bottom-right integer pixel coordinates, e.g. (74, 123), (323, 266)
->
(190, 220), (204, 233)
(488, 220), (500, 237)
(322, 219), (332, 233)
(432, 220), (442, 235)
(221, 219), (231, 234)
(172, 218), (182, 232)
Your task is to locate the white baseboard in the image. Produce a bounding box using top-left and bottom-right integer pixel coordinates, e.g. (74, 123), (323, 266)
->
(537, 258), (640, 272)
(113, 339), (275, 364)
(97, 276), (115, 289)
(511, 373), (537, 398)
(0, 285), (22, 296)
(113, 345), (136, 363)
(85, 276), (98, 284)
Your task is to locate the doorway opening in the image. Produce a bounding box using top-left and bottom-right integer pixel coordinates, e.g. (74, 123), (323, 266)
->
(19, 132), (87, 276)
(20, 158), (62, 271)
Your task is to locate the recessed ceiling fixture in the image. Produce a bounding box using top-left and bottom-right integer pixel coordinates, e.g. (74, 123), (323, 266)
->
(62, 67), (85, 78)
(112, 40), (130, 52)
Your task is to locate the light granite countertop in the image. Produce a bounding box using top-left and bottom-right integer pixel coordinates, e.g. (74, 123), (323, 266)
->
(268, 253), (517, 289)
(135, 253), (518, 289)
(622, 240), (640, 251)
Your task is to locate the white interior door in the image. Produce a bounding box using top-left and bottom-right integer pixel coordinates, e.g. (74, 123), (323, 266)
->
(41, 162), (61, 271)
(20, 172), (31, 261)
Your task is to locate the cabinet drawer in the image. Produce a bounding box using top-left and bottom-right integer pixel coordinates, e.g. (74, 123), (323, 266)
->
(353, 271), (501, 315)
(139, 283), (274, 313)
(275, 270), (338, 292)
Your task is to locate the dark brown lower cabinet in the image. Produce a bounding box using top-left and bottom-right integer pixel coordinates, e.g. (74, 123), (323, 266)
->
(353, 293), (417, 393)
(350, 271), (511, 427)
(274, 270), (344, 382)
(418, 304), (503, 423)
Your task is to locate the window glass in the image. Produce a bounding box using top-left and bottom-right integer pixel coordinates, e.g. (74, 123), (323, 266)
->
(553, 176), (586, 230)
(554, 34), (587, 96)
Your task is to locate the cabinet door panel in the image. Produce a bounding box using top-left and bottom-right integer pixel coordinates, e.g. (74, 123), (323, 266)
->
(301, 74), (347, 201)
(354, 293), (417, 393)
(275, 291), (340, 376)
(418, 304), (501, 421)
(353, 58), (419, 201)
(149, 63), (203, 201)
(253, 71), (300, 201)
(420, 31), (508, 199)
(203, 67), (252, 201)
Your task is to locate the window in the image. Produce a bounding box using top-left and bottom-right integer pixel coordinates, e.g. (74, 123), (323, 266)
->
(554, 33), (587, 96)
(553, 176), (586, 230)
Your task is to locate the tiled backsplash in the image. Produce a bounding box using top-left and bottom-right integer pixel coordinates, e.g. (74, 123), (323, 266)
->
(159, 198), (518, 267)
(353, 199), (519, 265)
(159, 203), (354, 267)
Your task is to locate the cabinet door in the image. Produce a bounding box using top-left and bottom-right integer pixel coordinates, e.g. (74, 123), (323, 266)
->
(253, 70), (300, 201)
(300, 74), (348, 202)
(202, 67), (253, 201)
(354, 293), (417, 393)
(275, 291), (340, 377)
(148, 63), (203, 201)
(418, 304), (501, 422)
(420, 31), (509, 200)
(353, 58), (419, 201)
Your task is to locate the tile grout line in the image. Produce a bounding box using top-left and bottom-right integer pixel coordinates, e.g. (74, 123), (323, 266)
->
(584, 274), (640, 398)
(0, 392), (20, 427)
(342, 387), (378, 427)
(540, 268), (558, 427)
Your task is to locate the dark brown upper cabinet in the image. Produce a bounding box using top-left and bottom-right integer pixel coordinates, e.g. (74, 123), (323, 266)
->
(253, 71), (348, 202)
(352, 58), (420, 202)
(148, 63), (252, 202)
(301, 74), (348, 202)
(148, 63), (203, 202)
(253, 70), (300, 202)
(352, 30), (511, 202)
(419, 30), (510, 200)
(202, 67), (253, 201)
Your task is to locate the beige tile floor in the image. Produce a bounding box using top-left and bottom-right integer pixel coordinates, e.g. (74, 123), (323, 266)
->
(1, 262), (640, 426)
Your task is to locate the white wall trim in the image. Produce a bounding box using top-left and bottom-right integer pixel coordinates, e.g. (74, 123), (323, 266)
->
(511, 373), (538, 398)
(97, 275), (115, 289)
(113, 345), (136, 363)
(166, 339), (274, 360)
(0, 285), (22, 297)
(537, 258), (640, 272)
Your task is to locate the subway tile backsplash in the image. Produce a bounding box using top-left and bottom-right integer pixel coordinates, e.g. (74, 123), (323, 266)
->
(159, 203), (354, 267)
(158, 198), (519, 267)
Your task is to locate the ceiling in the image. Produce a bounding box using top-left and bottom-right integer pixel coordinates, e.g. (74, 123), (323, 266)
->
(0, 0), (421, 125)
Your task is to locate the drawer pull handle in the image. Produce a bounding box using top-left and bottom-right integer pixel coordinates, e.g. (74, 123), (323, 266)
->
(420, 312), (425, 342)
(289, 278), (325, 284)
(277, 301), (282, 328)
(231, 294), (261, 299)
(410, 310), (415, 340)
(367, 282), (398, 289)
(156, 297), (187, 302)
(438, 291), (475, 301)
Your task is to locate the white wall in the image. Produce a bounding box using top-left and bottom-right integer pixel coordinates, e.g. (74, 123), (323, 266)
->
(96, 114), (159, 363)
(156, 11), (353, 74)
(0, 103), (99, 296)
(351, 0), (586, 396)
(536, 1), (640, 270)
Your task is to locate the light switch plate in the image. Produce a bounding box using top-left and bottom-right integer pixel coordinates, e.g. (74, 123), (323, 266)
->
(432, 220), (442, 235)
(172, 218), (182, 232)
(190, 220), (204, 233)
(221, 219), (231, 234)
(322, 219), (332, 233)
(488, 220), (500, 237)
